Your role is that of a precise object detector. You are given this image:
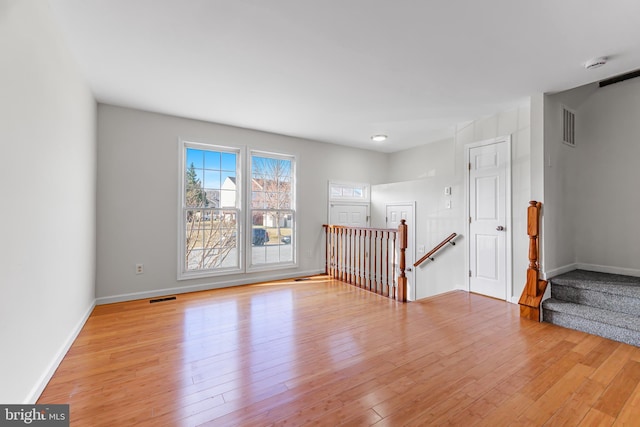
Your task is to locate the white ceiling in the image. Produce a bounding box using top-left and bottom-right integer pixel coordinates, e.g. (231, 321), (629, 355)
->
(48, 0), (640, 153)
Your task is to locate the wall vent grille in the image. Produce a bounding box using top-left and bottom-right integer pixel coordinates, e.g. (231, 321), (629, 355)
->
(562, 106), (576, 147)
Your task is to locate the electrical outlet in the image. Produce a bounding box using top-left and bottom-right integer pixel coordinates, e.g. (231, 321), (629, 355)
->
(418, 245), (425, 253)
(136, 264), (144, 274)
(446, 200), (451, 209)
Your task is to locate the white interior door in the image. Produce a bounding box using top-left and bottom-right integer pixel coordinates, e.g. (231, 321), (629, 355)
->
(468, 140), (509, 300)
(386, 204), (415, 301)
(329, 203), (369, 226)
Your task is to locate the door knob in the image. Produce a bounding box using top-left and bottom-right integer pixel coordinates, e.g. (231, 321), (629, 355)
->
(496, 226), (505, 231)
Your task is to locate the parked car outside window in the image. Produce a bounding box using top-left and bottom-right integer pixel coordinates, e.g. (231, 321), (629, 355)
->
(252, 228), (269, 246)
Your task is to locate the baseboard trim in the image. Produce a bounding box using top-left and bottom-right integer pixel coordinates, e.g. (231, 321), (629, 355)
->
(96, 269), (325, 305)
(577, 263), (640, 278)
(544, 263), (578, 280)
(25, 299), (96, 404)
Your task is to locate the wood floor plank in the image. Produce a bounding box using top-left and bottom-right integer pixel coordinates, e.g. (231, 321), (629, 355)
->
(593, 359), (640, 418)
(542, 377), (607, 426)
(613, 381), (640, 426)
(36, 276), (640, 426)
(579, 408), (616, 426)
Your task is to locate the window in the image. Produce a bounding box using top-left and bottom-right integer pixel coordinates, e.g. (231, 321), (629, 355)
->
(250, 152), (295, 268)
(329, 181), (370, 202)
(180, 143), (241, 278)
(179, 143), (296, 278)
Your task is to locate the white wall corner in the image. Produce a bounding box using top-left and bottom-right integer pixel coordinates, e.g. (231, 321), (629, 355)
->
(25, 300), (96, 404)
(543, 263), (578, 280)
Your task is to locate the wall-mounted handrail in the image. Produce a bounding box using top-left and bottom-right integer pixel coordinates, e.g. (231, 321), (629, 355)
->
(413, 233), (457, 268)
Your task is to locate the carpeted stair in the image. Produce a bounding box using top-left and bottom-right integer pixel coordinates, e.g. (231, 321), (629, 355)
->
(542, 269), (640, 347)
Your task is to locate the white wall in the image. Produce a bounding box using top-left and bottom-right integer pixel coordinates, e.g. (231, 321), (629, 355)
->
(376, 102), (534, 301)
(572, 78), (640, 275)
(96, 105), (389, 302)
(542, 84), (598, 277)
(372, 177), (464, 299)
(543, 77), (640, 277)
(385, 137), (456, 181)
(0, 0), (97, 403)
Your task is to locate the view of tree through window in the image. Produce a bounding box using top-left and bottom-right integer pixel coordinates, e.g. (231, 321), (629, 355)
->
(183, 147), (239, 273)
(250, 153), (295, 266)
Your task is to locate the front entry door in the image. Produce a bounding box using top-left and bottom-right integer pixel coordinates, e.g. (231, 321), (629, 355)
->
(329, 203), (368, 227)
(386, 204), (415, 301)
(468, 139), (509, 300)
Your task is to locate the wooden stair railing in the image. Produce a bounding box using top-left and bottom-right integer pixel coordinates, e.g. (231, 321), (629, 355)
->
(414, 233), (457, 268)
(323, 220), (408, 302)
(518, 201), (548, 321)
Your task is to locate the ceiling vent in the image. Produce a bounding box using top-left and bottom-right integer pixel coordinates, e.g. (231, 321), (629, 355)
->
(562, 106), (576, 147)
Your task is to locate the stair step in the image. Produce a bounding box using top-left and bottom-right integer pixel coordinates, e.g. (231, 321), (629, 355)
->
(550, 270), (640, 316)
(542, 298), (640, 346)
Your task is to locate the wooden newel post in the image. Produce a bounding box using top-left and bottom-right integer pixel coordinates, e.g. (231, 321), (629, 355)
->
(526, 201), (541, 296)
(518, 201), (548, 321)
(397, 219), (408, 302)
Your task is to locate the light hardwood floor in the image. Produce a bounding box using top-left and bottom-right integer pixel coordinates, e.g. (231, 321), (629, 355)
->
(39, 276), (640, 426)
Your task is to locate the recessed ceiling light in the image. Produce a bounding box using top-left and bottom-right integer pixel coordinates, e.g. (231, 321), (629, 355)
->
(585, 57), (607, 70)
(371, 134), (388, 142)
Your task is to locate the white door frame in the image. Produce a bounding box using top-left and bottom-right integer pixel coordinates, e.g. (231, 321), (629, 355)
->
(464, 136), (513, 301)
(385, 202), (416, 301)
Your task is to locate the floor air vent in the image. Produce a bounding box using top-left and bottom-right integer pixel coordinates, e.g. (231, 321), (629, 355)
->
(562, 106), (576, 147)
(150, 296), (177, 303)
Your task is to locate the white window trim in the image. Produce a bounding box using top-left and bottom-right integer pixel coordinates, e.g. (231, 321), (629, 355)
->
(177, 139), (244, 280)
(247, 149), (298, 272)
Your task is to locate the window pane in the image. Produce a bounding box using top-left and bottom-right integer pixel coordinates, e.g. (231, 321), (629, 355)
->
(186, 148), (204, 169)
(251, 211), (294, 265)
(221, 175), (237, 207)
(221, 152), (236, 171)
(186, 209), (238, 271)
(328, 182), (369, 201)
(204, 150), (221, 170)
(203, 170), (221, 190)
(205, 190), (219, 208)
(185, 167), (206, 208)
(251, 191), (264, 209)
(220, 190), (236, 208)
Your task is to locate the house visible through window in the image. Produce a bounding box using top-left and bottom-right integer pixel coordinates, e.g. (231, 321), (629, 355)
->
(250, 152), (295, 268)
